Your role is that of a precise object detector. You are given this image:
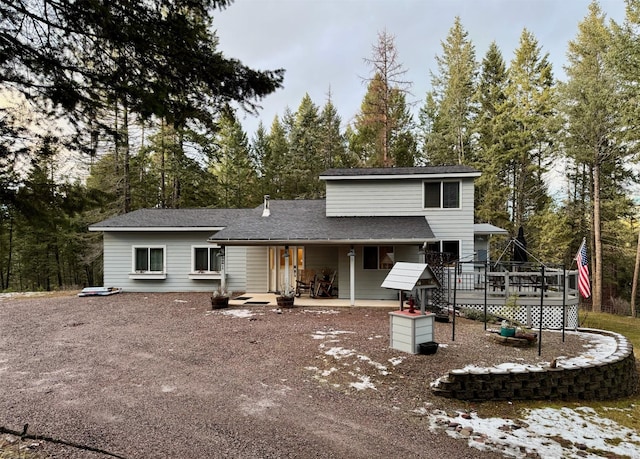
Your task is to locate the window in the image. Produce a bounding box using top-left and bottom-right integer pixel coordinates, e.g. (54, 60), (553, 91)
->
(193, 246), (222, 272)
(363, 246), (394, 270)
(423, 181), (460, 209)
(442, 240), (460, 261)
(424, 241), (460, 263)
(133, 246), (165, 272)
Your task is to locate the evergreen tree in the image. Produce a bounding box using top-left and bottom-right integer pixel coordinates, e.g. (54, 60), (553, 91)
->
(473, 42), (511, 229)
(318, 91), (348, 170)
(560, 1), (636, 310)
(503, 29), (555, 229)
(263, 116), (289, 199)
(210, 109), (259, 208)
(420, 16), (477, 165)
(287, 94), (323, 197)
(351, 30), (415, 167)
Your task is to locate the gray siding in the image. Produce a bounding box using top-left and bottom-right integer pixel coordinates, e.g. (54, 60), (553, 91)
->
(102, 231), (247, 292)
(326, 178), (476, 261)
(333, 245), (421, 301)
(245, 246), (269, 292)
(326, 180), (422, 216)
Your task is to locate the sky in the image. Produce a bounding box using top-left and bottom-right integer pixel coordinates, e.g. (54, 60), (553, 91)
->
(214, 0), (628, 138)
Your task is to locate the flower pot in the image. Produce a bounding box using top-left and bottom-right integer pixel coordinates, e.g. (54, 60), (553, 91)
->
(276, 296), (295, 308)
(211, 296), (229, 309)
(418, 341), (439, 355)
(500, 326), (516, 337)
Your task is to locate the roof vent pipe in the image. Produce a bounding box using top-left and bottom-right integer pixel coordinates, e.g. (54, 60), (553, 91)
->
(262, 195), (270, 217)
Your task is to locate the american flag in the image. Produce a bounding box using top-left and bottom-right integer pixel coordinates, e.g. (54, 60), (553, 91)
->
(576, 239), (591, 299)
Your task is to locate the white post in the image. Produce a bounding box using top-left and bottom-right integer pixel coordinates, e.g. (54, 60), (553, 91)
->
(220, 247), (226, 291)
(348, 247), (356, 306)
(284, 246), (290, 294)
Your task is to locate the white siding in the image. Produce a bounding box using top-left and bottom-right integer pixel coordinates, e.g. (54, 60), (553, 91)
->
(102, 231), (247, 292)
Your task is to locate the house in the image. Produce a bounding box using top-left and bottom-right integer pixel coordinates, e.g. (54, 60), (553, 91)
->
(89, 165), (506, 301)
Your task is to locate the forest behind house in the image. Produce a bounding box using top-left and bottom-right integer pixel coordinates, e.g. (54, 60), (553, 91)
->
(1, 0), (640, 315)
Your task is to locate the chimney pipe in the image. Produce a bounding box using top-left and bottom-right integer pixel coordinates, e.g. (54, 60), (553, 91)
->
(262, 195), (270, 217)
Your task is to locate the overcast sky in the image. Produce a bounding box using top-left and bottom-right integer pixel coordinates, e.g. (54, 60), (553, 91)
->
(214, 0), (627, 138)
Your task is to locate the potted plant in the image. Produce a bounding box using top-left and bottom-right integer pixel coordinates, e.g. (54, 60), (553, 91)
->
(500, 294), (519, 337)
(276, 286), (295, 308)
(211, 286), (229, 309)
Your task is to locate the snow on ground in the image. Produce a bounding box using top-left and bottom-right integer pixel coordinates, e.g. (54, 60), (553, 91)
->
(426, 406), (640, 458)
(305, 323), (638, 457)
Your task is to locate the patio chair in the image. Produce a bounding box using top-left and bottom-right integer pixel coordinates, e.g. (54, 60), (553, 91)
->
(312, 271), (337, 298)
(295, 269), (315, 297)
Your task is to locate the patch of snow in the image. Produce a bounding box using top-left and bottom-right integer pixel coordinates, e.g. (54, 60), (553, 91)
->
(325, 347), (356, 359)
(348, 373), (377, 391)
(311, 330), (355, 340)
(220, 309), (255, 318)
(356, 354), (388, 374)
(388, 356), (405, 366)
(303, 309), (340, 314)
(427, 407), (640, 458)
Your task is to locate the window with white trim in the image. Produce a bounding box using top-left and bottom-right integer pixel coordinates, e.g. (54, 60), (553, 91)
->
(133, 246), (165, 273)
(423, 181), (460, 209)
(363, 246), (394, 270)
(192, 246), (223, 273)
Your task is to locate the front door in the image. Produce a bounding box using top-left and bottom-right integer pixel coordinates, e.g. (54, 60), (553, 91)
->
(268, 246), (304, 293)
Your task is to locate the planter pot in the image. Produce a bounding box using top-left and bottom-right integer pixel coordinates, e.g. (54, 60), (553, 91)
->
(211, 296), (229, 309)
(500, 326), (516, 337)
(418, 341), (439, 355)
(276, 296), (295, 308)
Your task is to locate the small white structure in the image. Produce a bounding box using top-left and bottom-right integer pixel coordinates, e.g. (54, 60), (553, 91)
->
(382, 262), (441, 354)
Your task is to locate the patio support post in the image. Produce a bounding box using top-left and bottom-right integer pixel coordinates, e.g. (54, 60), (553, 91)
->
(484, 261), (488, 330)
(348, 247), (355, 306)
(284, 246), (290, 294)
(538, 264), (545, 356)
(218, 247), (226, 292)
(562, 264), (567, 342)
(452, 261), (458, 341)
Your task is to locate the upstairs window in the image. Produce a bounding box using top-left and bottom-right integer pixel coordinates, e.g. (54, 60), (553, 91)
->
(424, 181), (460, 209)
(193, 246), (223, 272)
(134, 246), (165, 272)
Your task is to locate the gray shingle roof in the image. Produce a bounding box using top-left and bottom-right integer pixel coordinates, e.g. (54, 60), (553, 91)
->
(208, 200), (434, 244)
(90, 201), (435, 245)
(320, 165), (480, 177)
(89, 208), (249, 229)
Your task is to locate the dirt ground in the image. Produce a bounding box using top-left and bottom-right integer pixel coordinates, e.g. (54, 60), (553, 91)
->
(0, 292), (590, 458)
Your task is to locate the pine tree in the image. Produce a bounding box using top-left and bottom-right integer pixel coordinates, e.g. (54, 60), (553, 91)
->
(473, 42), (511, 230)
(420, 17), (477, 165)
(503, 29), (555, 229)
(560, 2), (635, 311)
(318, 91), (348, 170)
(210, 109), (259, 208)
(351, 30), (415, 167)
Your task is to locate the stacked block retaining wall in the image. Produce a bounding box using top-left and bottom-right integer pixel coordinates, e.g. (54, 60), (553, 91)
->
(432, 329), (638, 401)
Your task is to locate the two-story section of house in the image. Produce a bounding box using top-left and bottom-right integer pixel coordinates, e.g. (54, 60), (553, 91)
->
(90, 165), (504, 299)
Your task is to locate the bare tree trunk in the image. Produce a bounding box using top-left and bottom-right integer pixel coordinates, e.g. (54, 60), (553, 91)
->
(160, 119), (166, 208)
(122, 103), (131, 213)
(592, 161), (602, 312)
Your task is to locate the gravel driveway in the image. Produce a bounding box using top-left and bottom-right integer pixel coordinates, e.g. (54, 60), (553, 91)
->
(0, 292), (589, 458)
